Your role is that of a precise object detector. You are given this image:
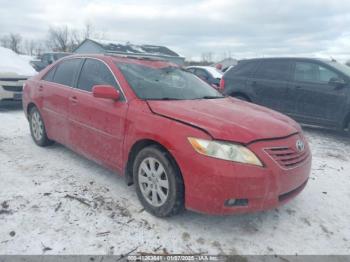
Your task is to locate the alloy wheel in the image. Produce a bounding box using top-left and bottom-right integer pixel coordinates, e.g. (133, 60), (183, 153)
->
(138, 157), (169, 207)
(31, 110), (44, 141)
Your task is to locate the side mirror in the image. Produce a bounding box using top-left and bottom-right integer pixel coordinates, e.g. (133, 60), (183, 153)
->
(92, 85), (120, 101)
(329, 77), (346, 89)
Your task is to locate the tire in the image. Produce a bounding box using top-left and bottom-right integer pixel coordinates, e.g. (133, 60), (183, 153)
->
(29, 106), (54, 147)
(133, 145), (184, 217)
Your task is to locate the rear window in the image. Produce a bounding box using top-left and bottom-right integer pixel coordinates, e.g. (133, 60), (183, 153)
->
(254, 60), (291, 81)
(53, 59), (82, 87)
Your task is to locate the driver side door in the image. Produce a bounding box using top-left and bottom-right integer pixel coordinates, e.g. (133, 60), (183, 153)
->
(68, 58), (128, 171)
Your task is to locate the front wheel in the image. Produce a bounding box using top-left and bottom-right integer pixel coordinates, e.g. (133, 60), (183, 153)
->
(133, 145), (184, 217)
(29, 106), (54, 147)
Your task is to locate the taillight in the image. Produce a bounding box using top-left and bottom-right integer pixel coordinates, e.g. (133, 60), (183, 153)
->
(219, 78), (225, 91)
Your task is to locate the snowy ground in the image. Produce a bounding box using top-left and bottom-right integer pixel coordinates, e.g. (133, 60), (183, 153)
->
(0, 104), (349, 256)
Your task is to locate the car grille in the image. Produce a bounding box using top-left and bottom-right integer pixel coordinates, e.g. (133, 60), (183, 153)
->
(2, 85), (23, 92)
(265, 146), (309, 169)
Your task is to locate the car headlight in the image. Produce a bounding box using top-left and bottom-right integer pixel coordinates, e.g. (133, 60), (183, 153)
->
(188, 137), (263, 166)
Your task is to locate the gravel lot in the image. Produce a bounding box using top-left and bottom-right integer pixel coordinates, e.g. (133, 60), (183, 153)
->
(0, 104), (349, 255)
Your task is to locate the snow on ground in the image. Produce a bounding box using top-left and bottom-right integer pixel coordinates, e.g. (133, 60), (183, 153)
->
(0, 47), (36, 76)
(0, 105), (349, 255)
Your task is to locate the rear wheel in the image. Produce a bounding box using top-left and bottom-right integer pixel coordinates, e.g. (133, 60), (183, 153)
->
(29, 106), (53, 146)
(133, 145), (184, 217)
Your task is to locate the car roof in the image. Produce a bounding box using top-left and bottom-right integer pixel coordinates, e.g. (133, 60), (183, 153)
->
(239, 57), (332, 63)
(186, 66), (223, 78)
(62, 53), (178, 68)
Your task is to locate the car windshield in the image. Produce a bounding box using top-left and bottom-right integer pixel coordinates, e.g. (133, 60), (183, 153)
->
(116, 62), (224, 100)
(326, 61), (350, 76)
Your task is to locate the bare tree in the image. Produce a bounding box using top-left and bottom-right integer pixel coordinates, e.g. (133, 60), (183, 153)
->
(201, 52), (213, 63)
(46, 25), (91, 52)
(0, 34), (22, 53)
(84, 22), (93, 39)
(24, 39), (37, 56)
(0, 35), (10, 49)
(9, 34), (22, 53)
(69, 29), (83, 50)
(47, 26), (70, 52)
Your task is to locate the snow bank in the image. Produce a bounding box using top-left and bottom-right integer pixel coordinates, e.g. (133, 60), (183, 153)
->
(0, 47), (36, 76)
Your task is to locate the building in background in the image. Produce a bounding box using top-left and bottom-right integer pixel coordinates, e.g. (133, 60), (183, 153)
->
(74, 38), (185, 65)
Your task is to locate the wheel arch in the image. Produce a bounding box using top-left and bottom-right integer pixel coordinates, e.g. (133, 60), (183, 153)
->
(26, 102), (38, 119)
(124, 139), (183, 187)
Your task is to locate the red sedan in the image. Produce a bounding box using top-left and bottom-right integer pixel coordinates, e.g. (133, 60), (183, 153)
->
(22, 54), (311, 217)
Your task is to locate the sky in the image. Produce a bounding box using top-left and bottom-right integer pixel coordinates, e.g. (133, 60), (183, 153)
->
(1, 0), (350, 62)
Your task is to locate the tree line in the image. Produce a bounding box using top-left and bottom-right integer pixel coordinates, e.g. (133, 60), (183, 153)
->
(0, 23), (102, 57)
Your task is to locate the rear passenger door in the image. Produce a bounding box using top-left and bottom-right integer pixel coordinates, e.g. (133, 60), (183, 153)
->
(68, 58), (128, 171)
(249, 60), (293, 113)
(40, 58), (83, 146)
(289, 61), (347, 126)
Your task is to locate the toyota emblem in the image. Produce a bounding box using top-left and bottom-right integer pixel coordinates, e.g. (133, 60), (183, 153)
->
(296, 140), (305, 152)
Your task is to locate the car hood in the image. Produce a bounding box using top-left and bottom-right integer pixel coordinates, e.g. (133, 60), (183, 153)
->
(147, 97), (299, 144)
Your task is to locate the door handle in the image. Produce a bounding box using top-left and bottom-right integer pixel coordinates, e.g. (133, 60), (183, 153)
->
(295, 85), (302, 89)
(69, 96), (78, 104)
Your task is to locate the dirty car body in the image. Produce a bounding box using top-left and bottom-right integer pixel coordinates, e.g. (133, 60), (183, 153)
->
(22, 54), (311, 216)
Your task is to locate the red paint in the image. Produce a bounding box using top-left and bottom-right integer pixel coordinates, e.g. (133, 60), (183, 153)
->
(92, 85), (121, 100)
(23, 54), (311, 215)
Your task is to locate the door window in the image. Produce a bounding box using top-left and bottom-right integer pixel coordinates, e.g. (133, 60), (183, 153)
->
(294, 62), (339, 83)
(52, 59), (82, 87)
(194, 69), (209, 80)
(254, 60), (290, 81)
(42, 67), (56, 82)
(77, 59), (123, 98)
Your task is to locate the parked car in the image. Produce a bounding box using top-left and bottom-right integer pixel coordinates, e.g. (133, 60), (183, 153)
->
(31, 52), (71, 72)
(23, 54), (311, 217)
(0, 47), (36, 103)
(220, 57), (350, 134)
(186, 66), (223, 89)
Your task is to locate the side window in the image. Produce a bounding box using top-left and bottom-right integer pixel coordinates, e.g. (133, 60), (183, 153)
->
(195, 69), (209, 80)
(254, 60), (290, 81)
(42, 67), (56, 82)
(319, 66), (338, 82)
(228, 61), (258, 77)
(77, 59), (122, 95)
(53, 59), (82, 87)
(186, 68), (195, 73)
(294, 62), (339, 83)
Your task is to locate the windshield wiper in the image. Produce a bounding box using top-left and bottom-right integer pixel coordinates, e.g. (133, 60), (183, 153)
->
(148, 97), (183, 101)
